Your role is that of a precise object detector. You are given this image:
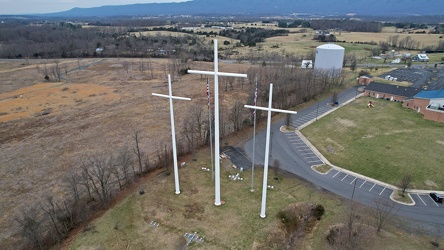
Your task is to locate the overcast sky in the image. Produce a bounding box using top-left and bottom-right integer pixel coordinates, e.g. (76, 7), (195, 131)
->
(0, 0), (188, 15)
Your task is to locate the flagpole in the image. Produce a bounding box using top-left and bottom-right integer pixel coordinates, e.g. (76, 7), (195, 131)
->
(207, 77), (215, 181)
(250, 77), (258, 192)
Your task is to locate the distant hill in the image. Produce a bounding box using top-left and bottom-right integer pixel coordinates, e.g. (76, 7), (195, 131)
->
(47, 0), (444, 17)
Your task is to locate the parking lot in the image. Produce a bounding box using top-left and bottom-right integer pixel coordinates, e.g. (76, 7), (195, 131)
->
(284, 133), (323, 166)
(411, 193), (442, 207)
(326, 169), (394, 199)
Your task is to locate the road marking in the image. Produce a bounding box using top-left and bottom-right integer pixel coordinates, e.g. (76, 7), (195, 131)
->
(332, 171), (340, 178)
(379, 187), (386, 195)
(341, 174), (348, 181)
(429, 196), (440, 207)
(300, 153), (314, 155)
(308, 160), (321, 163)
(369, 183), (376, 191)
(304, 156), (319, 159)
(350, 177), (356, 185)
(359, 180), (366, 188)
(416, 194), (427, 206)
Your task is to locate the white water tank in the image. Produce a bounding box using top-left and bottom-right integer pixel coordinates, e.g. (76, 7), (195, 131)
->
(314, 43), (345, 71)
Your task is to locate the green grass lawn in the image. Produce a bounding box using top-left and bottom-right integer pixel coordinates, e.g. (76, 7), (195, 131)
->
(302, 96), (444, 190)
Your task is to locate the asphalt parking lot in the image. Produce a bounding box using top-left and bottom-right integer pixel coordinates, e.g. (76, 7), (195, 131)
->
(411, 193), (442, 207)
(284, 133), (323, 165)
(326, 169), (394, 199)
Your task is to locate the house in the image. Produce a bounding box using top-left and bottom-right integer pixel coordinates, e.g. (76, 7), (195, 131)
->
(364, 82), (421, 102)
(403, 90), (444, 123)
(412, 54), (429, 62)
(358, 75), (373, 86)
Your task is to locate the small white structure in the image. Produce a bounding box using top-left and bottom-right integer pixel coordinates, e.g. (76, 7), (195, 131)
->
(301, 60), (313, 68)
(314, 43), (345, 71)
(412, 54), (429, 62)
(391, 58), (401, 64)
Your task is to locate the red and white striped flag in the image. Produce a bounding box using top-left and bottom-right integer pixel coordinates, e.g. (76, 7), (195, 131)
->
(206, 77), (210, 110)
(253, 80), (258, 115)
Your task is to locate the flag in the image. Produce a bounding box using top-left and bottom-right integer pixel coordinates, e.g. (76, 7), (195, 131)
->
(206, 77), (210, 110)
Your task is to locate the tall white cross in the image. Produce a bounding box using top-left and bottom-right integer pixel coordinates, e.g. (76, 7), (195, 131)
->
(188, 39), (248, 206)
(152, 74), (191, 195)
(244, 83), (297, 218)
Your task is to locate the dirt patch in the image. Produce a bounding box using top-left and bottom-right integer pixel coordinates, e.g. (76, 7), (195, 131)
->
(425, 180), (439, 189)
(325, 138), (345, 154)
(335, 118), (356, 128)
(436, 140), (444, 146)
(0, 58), (253, 248)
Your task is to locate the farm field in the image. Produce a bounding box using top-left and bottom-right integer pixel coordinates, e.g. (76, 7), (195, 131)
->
(302, 96), (444, 190)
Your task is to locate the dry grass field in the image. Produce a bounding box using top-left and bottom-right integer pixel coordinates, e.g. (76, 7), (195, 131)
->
(0, 58), (252, 247)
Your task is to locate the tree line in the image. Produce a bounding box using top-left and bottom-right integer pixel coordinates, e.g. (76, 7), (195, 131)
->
(0, 21), (213, 60)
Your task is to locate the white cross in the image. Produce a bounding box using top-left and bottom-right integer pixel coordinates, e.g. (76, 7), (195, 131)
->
(152, 74), (191, 195)
(244, 83), (297, 218)
(188, 39), (248, 206)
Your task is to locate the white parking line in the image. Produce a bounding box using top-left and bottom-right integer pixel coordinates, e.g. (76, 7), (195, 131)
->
(332, 171), (340, 178)
(300, 153), (314, 155)
(379, 187), (386, 195)
(341, 174), (348, 181)
(350, 177), (356, 185)
(429, 196), (440, 207)
(304, 156), (319, 159)
(308, 160), (321, 163)
(369, 183), (376, 191)
(416, 194), (427, 206)
(359, 180), (366, 188)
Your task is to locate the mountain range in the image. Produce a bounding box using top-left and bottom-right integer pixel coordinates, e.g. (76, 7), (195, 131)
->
(48, 0), (444, 18)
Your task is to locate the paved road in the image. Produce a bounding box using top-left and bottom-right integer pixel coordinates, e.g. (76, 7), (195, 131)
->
(243, 86), (444, 230)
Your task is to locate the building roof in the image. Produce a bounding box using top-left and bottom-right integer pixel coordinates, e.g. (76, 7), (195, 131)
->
(366, 82), (421, 98)
(316, 43), (344, 50)
(414, 90), (444, 99)
(415, 54), (429, 59)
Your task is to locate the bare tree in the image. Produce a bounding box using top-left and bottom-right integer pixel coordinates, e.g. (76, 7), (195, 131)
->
(285, 113), (292, 128)
(399, 174), (412, 197)
(15, 206), (44, 250)
(230, 100), (244, 132)
(84, 156), (114, 205)
(116, 147), (133, 186)
(133, 130), (144, 175)
(40, 196), (66, 243)
(79, 164), (93, 202)
(373, 198), (397, 232)
(64, 169), (81, 204)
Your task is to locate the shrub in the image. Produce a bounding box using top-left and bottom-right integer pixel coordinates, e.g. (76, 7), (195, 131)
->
(276, 210), (299, 231)
(313, 204), (325, 220)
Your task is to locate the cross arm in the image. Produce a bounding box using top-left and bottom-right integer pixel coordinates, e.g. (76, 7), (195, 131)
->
(187, 70), (247, 78)
(244, 105), (297, 114)
(152, 93), (192, 101)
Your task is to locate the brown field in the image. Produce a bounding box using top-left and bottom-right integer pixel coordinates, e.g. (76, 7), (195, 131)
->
(0, 58), (252, 247)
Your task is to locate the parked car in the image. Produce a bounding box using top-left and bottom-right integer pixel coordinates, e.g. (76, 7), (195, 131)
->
(429, 192), (443, 203)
